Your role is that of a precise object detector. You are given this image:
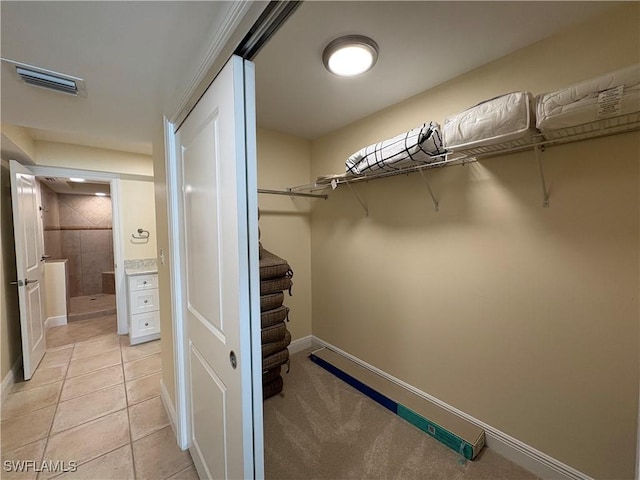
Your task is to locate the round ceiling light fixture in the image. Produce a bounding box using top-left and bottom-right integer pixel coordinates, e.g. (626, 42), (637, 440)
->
(322, 35), (379, 77)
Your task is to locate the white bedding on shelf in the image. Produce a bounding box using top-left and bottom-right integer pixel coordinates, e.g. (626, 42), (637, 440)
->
(536, 64), (640, 133)
(345, 122), (445, 176)
(443, 92), (536, 152)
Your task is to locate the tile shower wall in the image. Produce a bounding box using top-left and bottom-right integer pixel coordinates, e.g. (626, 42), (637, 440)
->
(42, 185), (114, 297)
(41, 183), (62, 259)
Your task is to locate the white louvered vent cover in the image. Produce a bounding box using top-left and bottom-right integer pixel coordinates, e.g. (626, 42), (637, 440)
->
(2, 58), (87, 97)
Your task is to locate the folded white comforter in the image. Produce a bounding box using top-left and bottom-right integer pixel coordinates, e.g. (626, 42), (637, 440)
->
(346, 122), (445, 175)
(443, 92), (535, 151)
(536, 64), (640, 132)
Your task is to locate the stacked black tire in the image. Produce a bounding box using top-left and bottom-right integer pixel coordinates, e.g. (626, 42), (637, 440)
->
(259, 244), (293, 400)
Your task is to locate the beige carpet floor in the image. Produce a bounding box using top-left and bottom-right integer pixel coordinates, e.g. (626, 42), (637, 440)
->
(263, 348), (539, 480)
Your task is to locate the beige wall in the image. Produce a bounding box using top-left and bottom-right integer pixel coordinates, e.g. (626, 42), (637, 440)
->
(1, 124), (36, 162)
(35, 140), (153, 176)
(150, 119), (175, 406)
(257, 128), (313, 342)
(309, 5), (639, 479)
(0, 159), (22, 380)
(120, 179), (158, 261)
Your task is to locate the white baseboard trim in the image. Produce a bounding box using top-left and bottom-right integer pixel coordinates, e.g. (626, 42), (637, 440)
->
(160, 379), (179, 443)
(312, 336), (592, 480)
(289, 334), (313, 355)
(1, 357), (22, 402)
(45, 315), (67, 330)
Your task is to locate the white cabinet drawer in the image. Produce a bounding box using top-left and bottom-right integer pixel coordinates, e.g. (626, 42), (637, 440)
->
(128, 274), (158, 291)
(130, 311), (160, 337)
(128, 288), (159, 314)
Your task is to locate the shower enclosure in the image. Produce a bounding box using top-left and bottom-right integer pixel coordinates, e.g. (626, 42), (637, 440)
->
(40, 179), (116, 321)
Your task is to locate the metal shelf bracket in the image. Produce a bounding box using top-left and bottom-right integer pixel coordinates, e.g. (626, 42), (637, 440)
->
(345, 181), (369, 216)
(533, 142), (550, 208)
(419, 170), (439, 212)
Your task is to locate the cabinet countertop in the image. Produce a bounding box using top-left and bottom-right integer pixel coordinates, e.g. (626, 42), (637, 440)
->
(125, 268), (158, 276)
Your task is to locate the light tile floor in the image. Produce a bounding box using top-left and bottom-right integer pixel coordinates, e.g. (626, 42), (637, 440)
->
(46, 315), (118, 349)
(68, 295), (116, 323)
(1, 329), (197, 480)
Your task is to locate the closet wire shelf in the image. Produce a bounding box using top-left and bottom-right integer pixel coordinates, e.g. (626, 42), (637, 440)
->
(258, 188), (328, 200)
(286, 112), (640, 209)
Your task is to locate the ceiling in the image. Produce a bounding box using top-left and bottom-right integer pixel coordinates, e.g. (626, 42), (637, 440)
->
(254, 1), (619, 139)
(39, 177), (110, 196)
(1, 1), (233, 155)
(1, 1), (620, 156)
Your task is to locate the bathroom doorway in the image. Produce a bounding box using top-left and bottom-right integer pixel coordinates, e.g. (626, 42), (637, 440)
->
(39, 176), (118, 346)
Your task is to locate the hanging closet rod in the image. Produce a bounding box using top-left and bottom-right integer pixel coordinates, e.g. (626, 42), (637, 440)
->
(258, 188), (328, 200)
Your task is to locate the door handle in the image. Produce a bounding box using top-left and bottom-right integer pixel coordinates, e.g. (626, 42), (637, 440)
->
(40, 255), (51, 262)
(9, 280), (35, 286)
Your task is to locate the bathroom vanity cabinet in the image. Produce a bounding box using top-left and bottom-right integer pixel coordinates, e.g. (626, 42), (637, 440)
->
(126, 270), (160, 345)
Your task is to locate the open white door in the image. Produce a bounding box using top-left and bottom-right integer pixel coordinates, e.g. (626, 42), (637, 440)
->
(175, 55), (261, 479)
(9, 160), (47, 380)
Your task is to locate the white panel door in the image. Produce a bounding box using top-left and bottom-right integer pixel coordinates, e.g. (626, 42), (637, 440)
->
(175, 56), (261, 479)
(9, 160), (46, 380)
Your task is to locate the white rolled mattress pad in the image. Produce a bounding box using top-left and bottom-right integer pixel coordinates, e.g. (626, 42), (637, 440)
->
(345, 122), (445, 176)
(536, 64), (640, 131)
(443, 92), (536, 151)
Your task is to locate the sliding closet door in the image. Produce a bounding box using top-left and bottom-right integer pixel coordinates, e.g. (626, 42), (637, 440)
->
(174, 55), (262, 479)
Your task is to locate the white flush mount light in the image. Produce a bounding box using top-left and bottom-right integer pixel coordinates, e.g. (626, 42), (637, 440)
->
(69, 178), (85, 182)
(323, 35), (379, 77)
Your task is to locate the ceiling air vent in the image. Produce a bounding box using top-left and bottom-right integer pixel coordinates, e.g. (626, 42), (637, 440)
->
(1, 58), (87, 97)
